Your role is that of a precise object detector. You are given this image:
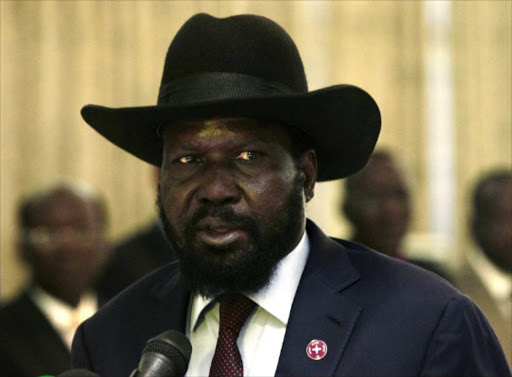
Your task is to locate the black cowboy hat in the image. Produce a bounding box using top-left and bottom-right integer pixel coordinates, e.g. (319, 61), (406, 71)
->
(81, 13), (381, 181)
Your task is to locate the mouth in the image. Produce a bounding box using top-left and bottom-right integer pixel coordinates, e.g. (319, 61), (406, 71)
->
(194, 217), (248, 248)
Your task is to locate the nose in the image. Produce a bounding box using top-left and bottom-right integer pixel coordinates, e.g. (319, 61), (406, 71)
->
(196, 162), (242, 205)
(380, 192), (409, 216)
(54, 228), (93, 255)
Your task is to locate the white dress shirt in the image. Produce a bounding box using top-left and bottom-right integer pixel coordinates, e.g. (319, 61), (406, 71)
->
(29, 286), (98, 349)
(468, 247), (512, 317)
(186, 231), (310, 377)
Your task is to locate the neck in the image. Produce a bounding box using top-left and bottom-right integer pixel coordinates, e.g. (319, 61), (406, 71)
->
(36, 283), (84, 308)
(351, 234), (402, 259)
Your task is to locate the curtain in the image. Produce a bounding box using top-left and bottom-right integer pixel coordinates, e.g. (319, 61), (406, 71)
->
(1, 1), (510, 300)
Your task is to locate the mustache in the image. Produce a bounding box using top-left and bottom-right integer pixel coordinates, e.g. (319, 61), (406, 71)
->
(189, 204), (256, 229)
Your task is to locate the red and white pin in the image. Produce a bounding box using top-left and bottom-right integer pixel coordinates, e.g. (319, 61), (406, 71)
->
(306, 339), (328, 360)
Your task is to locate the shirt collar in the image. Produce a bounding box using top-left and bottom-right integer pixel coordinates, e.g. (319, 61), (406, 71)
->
(190, 230), (310, 331)
(29, 285), (97, 332)
(468, 247), (512, 302)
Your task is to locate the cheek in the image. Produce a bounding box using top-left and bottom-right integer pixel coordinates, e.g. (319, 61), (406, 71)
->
(159, 176), (187, 222)
(248, 172), (301, 217)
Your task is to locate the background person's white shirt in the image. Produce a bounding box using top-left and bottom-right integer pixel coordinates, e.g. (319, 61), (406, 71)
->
(186, 231), (310, 377)
(468, 247), (512, 318)
(29, 286), (97, 349)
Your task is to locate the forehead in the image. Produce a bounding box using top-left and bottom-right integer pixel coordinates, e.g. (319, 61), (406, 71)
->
(481, 179), (512, 209)
(161, 117), (292, 146)
(30, 190), (93, 226)
(358, 157), (405, 189)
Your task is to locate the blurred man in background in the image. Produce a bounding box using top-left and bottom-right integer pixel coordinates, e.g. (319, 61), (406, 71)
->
(96, 167), (176, 304)
(341, 149), (452, 282)
(456, 169), (512, 366)
(0, 180), (111, 377)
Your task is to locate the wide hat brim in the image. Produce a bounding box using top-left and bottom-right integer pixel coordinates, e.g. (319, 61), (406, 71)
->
(81, 83), (380, 182)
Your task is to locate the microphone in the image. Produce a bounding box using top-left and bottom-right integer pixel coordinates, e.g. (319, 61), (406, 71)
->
(130, 330), (192, 377)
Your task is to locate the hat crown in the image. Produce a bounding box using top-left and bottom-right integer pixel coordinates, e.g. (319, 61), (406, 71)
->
(159, 13), (308, 103)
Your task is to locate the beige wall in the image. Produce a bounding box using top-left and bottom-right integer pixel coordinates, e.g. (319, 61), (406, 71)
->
(1, 1), (510, 300)
(452, 1), (512, 257)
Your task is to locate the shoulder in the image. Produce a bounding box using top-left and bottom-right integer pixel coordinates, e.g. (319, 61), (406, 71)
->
(91, 261), (180, 321)
(334, 237), (461, 304)
(78, 260), (187, 347)
(0, 291), (59, 360)
(308, 230), (510, 375)
(306, 220), (463, 324)
(408, 256), (454, 283)
(306, 219), (458, 299)
(0, 291), (37, 325)
(72, 261), (187, 375)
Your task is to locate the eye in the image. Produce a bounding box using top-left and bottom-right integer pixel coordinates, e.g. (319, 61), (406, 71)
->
(177, 155), (201, 164)
(236, 151), (260, 161)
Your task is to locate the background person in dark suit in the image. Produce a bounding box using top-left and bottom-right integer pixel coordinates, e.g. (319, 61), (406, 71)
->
(72, 14), (510, 376)
(341, 149), (453, 282)
(0, 180), (111, 377)
(456, 169), (512, 367)
(95, 167), (176, 305)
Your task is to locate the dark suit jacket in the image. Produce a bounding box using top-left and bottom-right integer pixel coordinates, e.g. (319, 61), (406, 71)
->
(72, 220), (511, 376)
(406, 257), (454, 284)
(95, 221), (176, 305)
(0, 291), (71, 377)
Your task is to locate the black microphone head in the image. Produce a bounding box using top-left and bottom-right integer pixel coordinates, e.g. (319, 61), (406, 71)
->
(57, 368), (100, 377)
(138, 330), (192, 377)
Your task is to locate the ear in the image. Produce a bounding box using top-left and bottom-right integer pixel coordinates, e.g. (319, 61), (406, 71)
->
(300, 150), (317, 202)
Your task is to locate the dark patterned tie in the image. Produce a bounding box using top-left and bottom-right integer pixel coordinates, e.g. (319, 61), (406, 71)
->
(209, 294), (256, 377)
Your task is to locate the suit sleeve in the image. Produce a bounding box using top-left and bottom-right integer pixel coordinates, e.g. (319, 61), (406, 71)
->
(71, 322), (94, 370)
(420, 294), (511, 377)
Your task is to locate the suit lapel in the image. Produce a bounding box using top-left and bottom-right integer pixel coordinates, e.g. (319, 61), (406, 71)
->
(275, 221), (362, 377)
(147, 263), (191, 334)
(14, 293), (71, 375)
(115, 264), (191, 376)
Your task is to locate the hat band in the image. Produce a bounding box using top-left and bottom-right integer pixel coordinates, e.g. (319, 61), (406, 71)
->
(157, 72), (296, 105)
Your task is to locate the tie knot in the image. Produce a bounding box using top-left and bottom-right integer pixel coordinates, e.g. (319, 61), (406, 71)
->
(218, 294), (256, 334)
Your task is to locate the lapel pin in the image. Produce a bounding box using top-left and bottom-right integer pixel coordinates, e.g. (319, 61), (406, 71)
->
(306, 339), (328, 360)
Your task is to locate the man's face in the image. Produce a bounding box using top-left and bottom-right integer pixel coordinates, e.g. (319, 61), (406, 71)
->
(346, 156), (410, 257)
(158, 117), (315, 298)
(23, 191), (109, 304)
(474, 179), (512, 273)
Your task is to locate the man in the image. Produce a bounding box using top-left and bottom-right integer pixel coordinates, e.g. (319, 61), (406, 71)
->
(456, 169), (512, 366)
(0, 181), (110, 377)
(71, 14), (510, 376)
(341, 150), (452, 282)
(95, 167), (176, 305)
